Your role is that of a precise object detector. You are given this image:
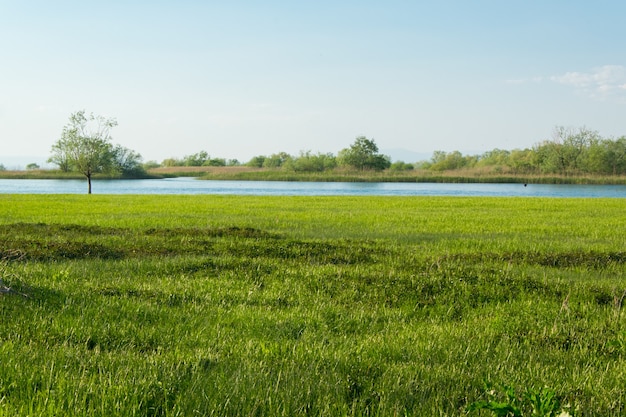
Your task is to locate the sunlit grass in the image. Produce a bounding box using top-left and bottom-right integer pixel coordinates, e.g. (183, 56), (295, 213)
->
(1, 195), (626, 415)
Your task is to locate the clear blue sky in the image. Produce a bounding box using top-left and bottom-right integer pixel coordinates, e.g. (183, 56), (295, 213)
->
(1, 0), (625, 165)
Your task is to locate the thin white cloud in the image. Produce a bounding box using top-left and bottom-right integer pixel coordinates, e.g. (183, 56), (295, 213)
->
(550, 65), (626, 101)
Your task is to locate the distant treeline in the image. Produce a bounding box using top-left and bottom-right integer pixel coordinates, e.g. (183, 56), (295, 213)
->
(150, 137), (392, 172)
(145, 127), (626, 177)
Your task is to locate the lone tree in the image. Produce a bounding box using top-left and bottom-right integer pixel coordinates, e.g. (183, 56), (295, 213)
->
(49, 110), (142, 194)
(338, 136), (391, 171)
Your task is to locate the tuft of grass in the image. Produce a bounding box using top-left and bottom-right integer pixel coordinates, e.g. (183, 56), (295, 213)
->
(468, 383), (568, 416)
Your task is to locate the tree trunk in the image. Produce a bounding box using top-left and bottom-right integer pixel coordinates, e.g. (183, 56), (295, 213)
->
(87, 175), (92, 194)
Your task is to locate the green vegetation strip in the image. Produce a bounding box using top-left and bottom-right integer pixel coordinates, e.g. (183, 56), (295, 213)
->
(1, 195), (626, 416)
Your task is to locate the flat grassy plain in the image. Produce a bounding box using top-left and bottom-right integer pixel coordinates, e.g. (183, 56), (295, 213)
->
(1, 194), (626, 416)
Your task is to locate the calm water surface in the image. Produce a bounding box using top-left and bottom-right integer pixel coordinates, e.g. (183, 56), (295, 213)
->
(1, 178), (626, 197)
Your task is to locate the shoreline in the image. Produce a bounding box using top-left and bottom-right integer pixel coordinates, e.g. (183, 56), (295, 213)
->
(2, 167), (626, 185)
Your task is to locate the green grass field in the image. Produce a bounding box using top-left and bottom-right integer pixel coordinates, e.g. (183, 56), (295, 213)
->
(1, 194), (626, 416)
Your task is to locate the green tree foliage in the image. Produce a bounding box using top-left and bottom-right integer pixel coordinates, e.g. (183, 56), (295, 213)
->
(246, 155), (267, 168)
(113, 145), (145, 176)
(389, 161), (414, 171)
(62, 126), (624, 178)
(48, 111), (143, 194)
(161, 158), (183, 167)
(476, 149), (511, 167)
(142, 160), (161, 170)
(183, 151), (209, 166)
(532, 127), (601, 174)
(160, 152), (226, 167)
(430, 150), (474, 171)
(285, 151), (337, 172)
(263, 152), (292, 168)
(337, 137), (391, 171)
(506, 149), (534, 174)
(48, 144), (73, 172)
(421, 127), (626, 176)
(603, 137), (626, 175)
(206, 157), (227, 166)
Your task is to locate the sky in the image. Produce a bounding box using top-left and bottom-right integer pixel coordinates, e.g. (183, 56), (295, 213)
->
(1, 0), (626, 167)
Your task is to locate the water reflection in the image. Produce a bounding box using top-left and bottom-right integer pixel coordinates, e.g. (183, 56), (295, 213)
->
(0, 178), (625, 197)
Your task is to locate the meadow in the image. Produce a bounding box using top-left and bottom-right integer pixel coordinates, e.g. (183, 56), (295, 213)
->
(1, 194), (626, 416)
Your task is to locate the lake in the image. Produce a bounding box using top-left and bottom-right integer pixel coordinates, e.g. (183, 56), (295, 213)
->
(1, 178), (626, 197)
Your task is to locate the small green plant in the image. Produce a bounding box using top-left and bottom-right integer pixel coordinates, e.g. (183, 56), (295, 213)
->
(468, 383), (570, 417)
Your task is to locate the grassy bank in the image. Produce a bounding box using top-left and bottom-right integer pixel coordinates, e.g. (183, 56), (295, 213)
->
(5, 166), (626, 184)
(189, 167), (626, 184)
(1, 195), (626, 415)
(0, 170), (158, 180)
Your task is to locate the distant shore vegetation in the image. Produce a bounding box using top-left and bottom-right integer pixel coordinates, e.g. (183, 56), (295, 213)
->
(147, 127), (626, 181)
(4, 126), (626, 184)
